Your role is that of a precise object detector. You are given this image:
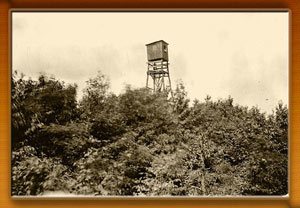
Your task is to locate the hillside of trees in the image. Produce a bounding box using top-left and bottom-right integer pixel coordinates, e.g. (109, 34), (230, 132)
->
(11, 70), (288, 196)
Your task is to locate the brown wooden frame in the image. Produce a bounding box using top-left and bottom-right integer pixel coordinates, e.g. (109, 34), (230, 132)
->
(1, 1), (299, 208)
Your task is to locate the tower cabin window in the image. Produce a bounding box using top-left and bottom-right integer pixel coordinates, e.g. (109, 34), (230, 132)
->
(164, 45), (168, 53)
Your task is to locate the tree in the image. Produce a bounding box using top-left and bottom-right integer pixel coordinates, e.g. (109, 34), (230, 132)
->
(173, 80), (190, 118)
(79, 71), (110, 119)
(11, 71), (78, 149)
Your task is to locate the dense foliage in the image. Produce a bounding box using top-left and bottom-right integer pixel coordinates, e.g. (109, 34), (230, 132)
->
(11, 70), (288, 196)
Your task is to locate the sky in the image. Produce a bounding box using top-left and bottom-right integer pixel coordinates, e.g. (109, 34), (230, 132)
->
(12, 12), (289, 114)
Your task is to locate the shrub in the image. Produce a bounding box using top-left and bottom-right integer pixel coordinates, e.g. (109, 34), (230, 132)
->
(12, 146), (69, 195)
(27, 122), (91, 167)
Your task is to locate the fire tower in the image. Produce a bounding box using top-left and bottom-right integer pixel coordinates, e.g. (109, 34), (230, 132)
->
(146, 40), (173, 98)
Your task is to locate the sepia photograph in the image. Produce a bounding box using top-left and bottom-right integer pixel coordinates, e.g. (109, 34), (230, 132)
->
(11, 11), (289, 197)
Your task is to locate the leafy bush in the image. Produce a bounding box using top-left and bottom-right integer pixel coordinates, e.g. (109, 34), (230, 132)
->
(11, 71), (78, 149)
(27, 122), (91, 167)
(12, 146), (69, 195)
(90, 113), (126, 141)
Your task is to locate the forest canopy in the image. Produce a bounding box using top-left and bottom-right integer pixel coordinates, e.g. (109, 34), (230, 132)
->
(11, 70), (288, 196)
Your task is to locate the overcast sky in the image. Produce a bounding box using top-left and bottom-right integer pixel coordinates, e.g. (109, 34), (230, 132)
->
(12, 12), (289, 114)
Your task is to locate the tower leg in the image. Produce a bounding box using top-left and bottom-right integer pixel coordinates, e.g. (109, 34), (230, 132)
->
(162, 74), (165, 92)
(153, 74), (155, 92)
(167, 63), (174, 99)
(146, 64), (149, 89)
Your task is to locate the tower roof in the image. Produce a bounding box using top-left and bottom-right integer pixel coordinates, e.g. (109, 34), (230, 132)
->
(146, 40), (169, 46)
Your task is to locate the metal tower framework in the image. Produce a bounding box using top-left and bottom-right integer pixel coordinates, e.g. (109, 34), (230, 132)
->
(146, 59), (173, 98)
